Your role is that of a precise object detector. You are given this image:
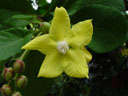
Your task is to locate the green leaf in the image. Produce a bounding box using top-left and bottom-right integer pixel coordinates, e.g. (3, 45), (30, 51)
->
(82, 0), (125, 12)
(49, 0), (82, 15)
(0, 28), (32, 61)
(49, 0), (65, 11)
(12, 15), (34, 20)
(0, 24), (7, 31)
(64, 0), (82, 16)
(0, 9), (17, 23)
(0, 0), (34, 14)
(12, 14), (41, 24)
(3, 18), (29, 28)
(71, 4), (127, 53)
(0, 9), (30, 28)
(22, 51), (54, 96)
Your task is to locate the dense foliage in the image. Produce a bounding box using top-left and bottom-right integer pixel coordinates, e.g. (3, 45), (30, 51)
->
(0, 0), (128, 96)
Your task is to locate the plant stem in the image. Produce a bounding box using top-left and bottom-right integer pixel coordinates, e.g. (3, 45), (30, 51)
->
(13, 73), (19, 80)
(20, 50), (30, 61)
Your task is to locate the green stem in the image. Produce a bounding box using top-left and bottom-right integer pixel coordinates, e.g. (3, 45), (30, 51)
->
(19, 50), (30, 61)
(13, 73), (19, 80)
(12, 30), (43, 91)
(35, 31), (43, 37)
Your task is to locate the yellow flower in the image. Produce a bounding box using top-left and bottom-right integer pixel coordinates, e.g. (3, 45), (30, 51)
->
(121, 48), (128, 56)
(22, 7), (93, 78)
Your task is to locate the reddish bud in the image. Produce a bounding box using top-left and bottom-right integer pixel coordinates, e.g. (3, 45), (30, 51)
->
(2, 67), (14, 81)
(12, 91), (22, 96)
(0, 84), (12, 96)
(13, 60), (25, 73)
(40, 22), (50, 33)
(16, 75), (28, 88)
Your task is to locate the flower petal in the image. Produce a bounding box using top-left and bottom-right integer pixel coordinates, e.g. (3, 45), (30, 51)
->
(68, 19), (93, 47)
(49, 7), (70, 41)
(64, 49), (89, 78)
(22, 34), (56, 54)
(37, 51), (64, 78)
(82, 47), (92, 63)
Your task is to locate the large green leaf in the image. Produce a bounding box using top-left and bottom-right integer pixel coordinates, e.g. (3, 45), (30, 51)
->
(22, 51), (54, 96)
(49, 0), (82, 15)
(82, 0), (125, 12)
(71, 4), (127, 53)
(0, 0), (34, 14)
(0, 28), (32, 61)
(63, 0), (82, 16)
(0, 9), (30, 28)
(49, 0), (65, 11)
(3, 18), (29, 28)
(0, 9), (17, 22)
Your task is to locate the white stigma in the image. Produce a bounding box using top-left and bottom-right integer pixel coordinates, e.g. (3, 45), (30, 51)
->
(57, 41), (69, 54)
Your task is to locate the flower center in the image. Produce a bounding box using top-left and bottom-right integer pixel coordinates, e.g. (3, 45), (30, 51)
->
(57, 41), (69, 54)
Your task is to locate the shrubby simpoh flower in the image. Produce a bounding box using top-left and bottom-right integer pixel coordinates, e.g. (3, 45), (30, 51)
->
(22, 7), (93, 78)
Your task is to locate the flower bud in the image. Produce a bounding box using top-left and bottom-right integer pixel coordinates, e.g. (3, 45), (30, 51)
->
(40, 22), (50, 33)
(0, 84), (12, 96)
(12, 91), (22, 96)
(13, 60), (25, 73)
(2, 67), (14, 81)
(16, 75), (28, 88)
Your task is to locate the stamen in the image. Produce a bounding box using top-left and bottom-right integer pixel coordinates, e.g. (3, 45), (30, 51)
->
(57, 41), (69, 54)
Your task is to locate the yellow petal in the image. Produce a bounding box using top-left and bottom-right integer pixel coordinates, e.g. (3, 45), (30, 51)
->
(37, 51), (64, 78)
(82, 47), (92, 63)
(64, 49), (89, 78)
(68, 19), (93, 47)
(49, 7), (70, 41)
(22, 34), (56, 54)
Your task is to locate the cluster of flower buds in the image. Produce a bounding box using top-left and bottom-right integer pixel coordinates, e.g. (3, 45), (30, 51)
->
(0, 59), (28, 96)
